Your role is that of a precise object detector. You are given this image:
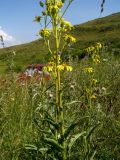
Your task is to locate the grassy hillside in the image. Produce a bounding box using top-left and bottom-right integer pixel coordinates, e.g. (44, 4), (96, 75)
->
(0, 12), (120, 73)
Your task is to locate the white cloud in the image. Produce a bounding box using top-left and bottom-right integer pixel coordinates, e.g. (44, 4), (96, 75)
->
(0, 26), (21, 47)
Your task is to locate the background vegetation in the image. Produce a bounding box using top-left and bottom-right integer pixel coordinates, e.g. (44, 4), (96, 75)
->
(0, 11), (120, 160)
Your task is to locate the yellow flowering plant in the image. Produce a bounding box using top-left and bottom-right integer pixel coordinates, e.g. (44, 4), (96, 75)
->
(32, 1), (79, 159)
(84, 43), (102, 108)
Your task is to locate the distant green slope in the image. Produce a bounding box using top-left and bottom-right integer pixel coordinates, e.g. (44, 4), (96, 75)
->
(0, 12), (120, 73)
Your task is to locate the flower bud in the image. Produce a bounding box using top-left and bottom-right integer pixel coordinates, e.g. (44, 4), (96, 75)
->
(39, 1), (44, 7)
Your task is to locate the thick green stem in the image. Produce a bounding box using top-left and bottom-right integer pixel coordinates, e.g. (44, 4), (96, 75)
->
(54, 18), (66, 159)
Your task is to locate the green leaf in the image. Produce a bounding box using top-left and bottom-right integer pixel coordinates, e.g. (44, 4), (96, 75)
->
(44, 138), (63, 151)
(86, 123), (100, 140)
(25, 144), (37, 151)
(59, 117), (89, 143)
(59, 122), (79, 143)
(39, 148), (48, 154)
(44, 118), (60, 130)
(33, 118), (52, 135)
(68, 132), (86, 151)
(90, 150), (97, 160)
(65, 101), (81, 106)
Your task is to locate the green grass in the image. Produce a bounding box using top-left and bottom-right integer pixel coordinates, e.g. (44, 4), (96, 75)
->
(1, 52), (120, 160)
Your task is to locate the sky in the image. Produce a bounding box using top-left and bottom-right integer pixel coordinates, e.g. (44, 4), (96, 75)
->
(0, 0), (120, 47)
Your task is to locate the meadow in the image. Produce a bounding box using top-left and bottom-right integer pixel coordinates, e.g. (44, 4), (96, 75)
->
(0, 1), (120, 160)
(1, 49), (120, 160)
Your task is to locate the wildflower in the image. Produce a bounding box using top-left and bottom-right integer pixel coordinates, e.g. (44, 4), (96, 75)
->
(96, 42), (102, 49)
(65, 65), (73, 72)
(84, 67), (93, 73)
(57, 64), (73, 72)
(86, 88), (91, 94)
(57, 1), (63, 8)
(39, 29), (50, 38)
(92, 79), (98, 85)
(34, 16), (42, 23)
(47, 5), (59, 16)
(102, 87), (106, 94)
(57, 65), (64, 71)
(92, 54), (100, 64)
(70, 84), (75, 89)
(46, 90), (53, 99)
(60, 20), (73, 31)
(49, 93), (53, 98)
(90, 95), (96, 99)
(44, 65), (53, 72)
(64, 34), (76, 44)
(86, 46), (95, 54)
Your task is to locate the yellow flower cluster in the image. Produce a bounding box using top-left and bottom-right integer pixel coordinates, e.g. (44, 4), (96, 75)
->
(85, 42), (102, 54)
(92, 54), (100, 64)
(96, 42), (102, 49)
(92, 79), (98, 85)
(44, 63), (73, 72)
(64, 34), (76, 44)
(84, 67), (94, 73)
(86, 89), (96, 100)
(57, 64), (73, 72)
(47, 1), (63, 16)
(44, 65), (54, 72)
(86, 46), (95, 53)
(39, 29), (50, 38)
(60, 20), (73, 32)
(90, 95), (96, 99)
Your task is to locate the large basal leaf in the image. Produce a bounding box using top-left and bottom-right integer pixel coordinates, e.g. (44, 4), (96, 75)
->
(44, 138), (63, 151)
(33, 118), (52, 135)
(43, 118), (60, 130)
(59, 122), (79, 143)
(68, 131), (86, 151)
(59, 116), (89, 143)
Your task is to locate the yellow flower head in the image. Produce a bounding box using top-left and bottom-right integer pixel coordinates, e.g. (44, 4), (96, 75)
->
(64, 34), (76, 44)
(57, 64), (73, 72)
(92, 79), (98, 85)
(92, 54), (100, 64)
(57, 1), (63, 8)
(60, 20), (73, 31)
(44, 65), (53, 72)
(90, 95), (96, 99)
(39, 29), (50, 38)
(47, 5), (59, 16)
(96, 42), (102, 49)
(84, 67), (93, 73)
(65, 65), (73, 72)
(57, 65), (65, 71)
